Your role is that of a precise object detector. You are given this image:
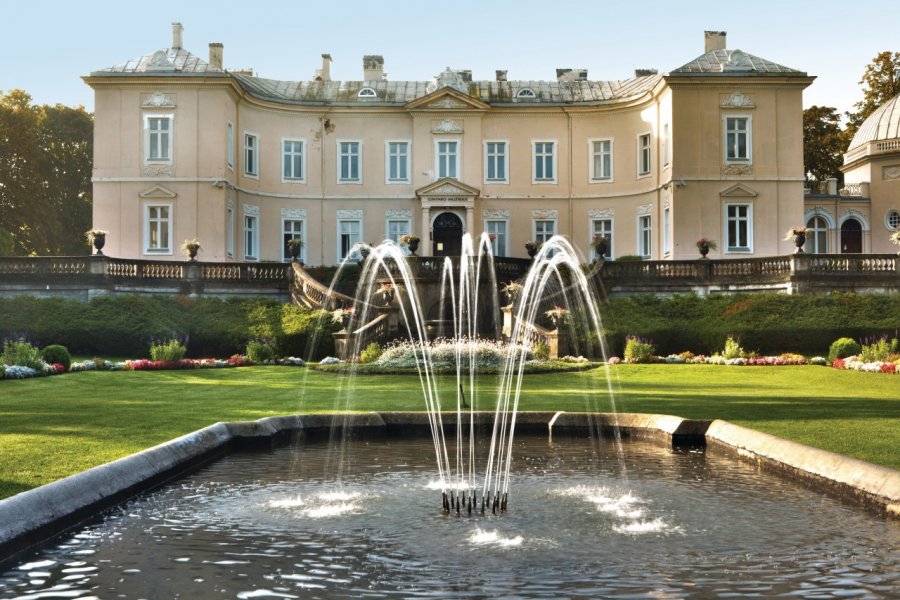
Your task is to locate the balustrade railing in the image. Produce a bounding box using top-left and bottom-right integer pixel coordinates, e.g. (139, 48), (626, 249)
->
(0, 257), (91, 276)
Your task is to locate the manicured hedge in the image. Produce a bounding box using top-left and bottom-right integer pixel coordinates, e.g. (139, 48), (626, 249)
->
(0, 296), (340, 360)
(599, 292), (900, 357)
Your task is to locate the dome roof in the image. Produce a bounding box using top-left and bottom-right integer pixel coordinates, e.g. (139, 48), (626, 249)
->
(848, 93), (900, 151)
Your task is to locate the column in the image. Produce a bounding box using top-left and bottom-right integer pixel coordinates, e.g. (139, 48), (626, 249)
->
(421, 206), (431, 257)
(466, 206), (474, 236)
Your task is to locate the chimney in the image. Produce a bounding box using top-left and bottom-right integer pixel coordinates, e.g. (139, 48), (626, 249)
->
(460, 69), (472, 82)
(314, 53), (332, 81)
(495, 70), (507, 82)
(826, 178), (838, 195)
(556, 68), (588, 82)
(634, 68), (658, 78)
(172, 22), (184, 49)
(704, 30), (727, 53)
(208, 43), (223, 69)
(363, 55), (385, 81)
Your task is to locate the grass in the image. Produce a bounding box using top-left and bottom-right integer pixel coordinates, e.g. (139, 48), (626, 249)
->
(0, 364), (898, 499)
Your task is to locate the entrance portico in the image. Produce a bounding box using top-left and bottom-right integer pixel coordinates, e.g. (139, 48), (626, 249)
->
(416, 178), (480, 257)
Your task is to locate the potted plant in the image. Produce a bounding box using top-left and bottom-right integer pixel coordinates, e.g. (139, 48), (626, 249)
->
(501, 281), (523, 305)
(85, 229), (108, 255)
(357, 242), (372, 261)
(891, 231), (900, 255)
(286, 238), (304, 262)
(333, 306), (355, 330)
(696, 237), (717, 258)
(400, 234), (420, 255)
(181, 239), (201, 261)
(545, 305), (569, 328)
(525, 240), (541, 258)
(591, 235), (609, 260)
(378, 282), (396, 306)
(784, 227), (807, 253)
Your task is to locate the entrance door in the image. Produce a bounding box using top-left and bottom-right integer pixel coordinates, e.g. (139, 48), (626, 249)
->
(840, 218), (863, 253)
(432, 212), (463, 257)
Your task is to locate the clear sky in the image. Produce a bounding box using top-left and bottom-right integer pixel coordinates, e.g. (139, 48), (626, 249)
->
(2, 0), (898, 118)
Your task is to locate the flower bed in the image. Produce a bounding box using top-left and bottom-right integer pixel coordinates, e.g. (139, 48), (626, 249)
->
(607, 353), (814, 367)
(0, 362), (66, 380)
(832, 356), (900, 375)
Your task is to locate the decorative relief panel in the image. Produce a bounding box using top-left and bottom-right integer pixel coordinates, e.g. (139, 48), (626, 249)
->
(720, 92), (754, 108)
(226, 198), (233, 209)
(336, 209), (363, 219)
(281, 207), (308, 219)
(385, 209), (412, 218)
(588, 208), (615, 218)
(142, 164), (172, 176)
(722, 163), (752, 175)
(531, 209), (558, 219)
(432, 119), (463, 133)
(883, 165), (900, 180)
(243, 204), (259, 217)
(483, 209), (510, 219)
(636, 203), (652, 216)
(142, 92), (176, 107)
(429, 183), (471, 195)
(428, 97), (468, 109)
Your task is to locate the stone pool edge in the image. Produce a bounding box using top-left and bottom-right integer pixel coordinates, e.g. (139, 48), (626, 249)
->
(1, 411), (898, 567)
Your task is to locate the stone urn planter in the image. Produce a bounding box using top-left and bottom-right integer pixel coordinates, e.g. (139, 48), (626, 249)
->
(287, 239), (303, 262)
(525, 242), (540, 259)
(380, 284), (395, 306)
(785, 228), (806, 254)
(592, 238), (608, 261)
(695, 238), (716, 259)
(92, 234), (106, 256)
(181, 239), (201, 262)
(407, 238), (419, 255)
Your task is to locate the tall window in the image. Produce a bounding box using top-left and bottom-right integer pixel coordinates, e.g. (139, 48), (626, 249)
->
(144, 204), (171, 254)
(226, 122), (234, 169)
(663, 206), (671, 255)
(339, 141), (361, 182)
(638, 215), (652, 258)
(437, 141), (458, 179)
(591, 139), (612, 181)
(534, 220), (556, 245)
(282, 219), (304, 261)
(339, 219), (361, 260)
(662, 123), (670, 167)
(805, 215), (828, 254)
(725, 116), (751, 162)
(725, 203), (752, 252)
(638, 133), (651, 176)
(244, 214), (258, 260)
(244, 133), (258, 177)
(591, 218), (613, 260)
(226, 205), (234, 257)
(387, 219), (411, 244)
(485, 220), (508, 256)
(485, 142), (507, 182)
(387, 141), (409, 183)
(283, 140), (305, 182)
(533, 141), (555, 182)
(145, 115), (172, 162)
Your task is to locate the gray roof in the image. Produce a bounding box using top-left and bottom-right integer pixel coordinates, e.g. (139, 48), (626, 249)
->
(847, 93), (900, 151)
(671, 49), (805, 76)
(93, 47), (225, 75)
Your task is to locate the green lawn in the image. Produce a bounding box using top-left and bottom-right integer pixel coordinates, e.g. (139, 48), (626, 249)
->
(0, 364), (897, 500)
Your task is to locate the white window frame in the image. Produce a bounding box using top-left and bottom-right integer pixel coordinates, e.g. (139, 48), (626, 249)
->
(226, 122), (234, 170)
(724, 202), (753, 254)
(484, 219), (509, 257)
(532, 140), (557, 183)
(590, 218), (614, 260)
(435, 139), (460, 180)
(885, 209), (900, 231)
(385, 140), (411, 184)
(337, 140), (363, 184)
(723, 115), (752, 163)
(143, 202), (173, 255)
(484, 140), (509, 184)
(386, 217), (411, 246)
(226, 205), (234, 257)
(805, 215), (829, 254)
(357, 87), (377, 98)
(662, 123), (670, 167)
(588, 138), (614, 183)
(637, 215), (652, 258)
(282, 138), (306, 183)
(337, 218), (362, 261)
(244, 210), (259, 261)
(533, 219), (557, 245)
(663, 206), (671, 256)
(244, 131), (259, 178)
(281, 217), (306, 262)
(143, 113), (173, 164)
(637, 132), (652, 178)
(516, 88), (536, 99)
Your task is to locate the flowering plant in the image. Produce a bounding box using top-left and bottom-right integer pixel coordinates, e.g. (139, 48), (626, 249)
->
(85, 229), (108, 244)
(181, 239), (201, 259)
(890, 231), (900, 246)
(591, 234), (609, 247)
(784, 226), (807, 240)
(525, 240), (542, 253)
(286, 238), (304, 249)
(696, 237), (718, 250)
(399, 234), (420, 245)
(544, 306), (569, 321)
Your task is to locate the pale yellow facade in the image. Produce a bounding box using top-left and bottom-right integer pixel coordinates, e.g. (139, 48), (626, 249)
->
(85, 27), (814, 264)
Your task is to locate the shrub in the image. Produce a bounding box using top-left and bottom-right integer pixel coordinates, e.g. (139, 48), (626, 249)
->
(533, 340), (550, 360)
(41, 345), (71, 371)
(359, 342), (382, 364)
(150, 338), (188, 362)
(279, 306), (340, 360)
(246, 340), (276, 364)
(858, 336), (898, 363)
(721, 336), (746, 360)
(827, 337), (861, 362)
(623, 335), (655, 363)
(375, 338), (533, 370)
(2, 339), (45, 370)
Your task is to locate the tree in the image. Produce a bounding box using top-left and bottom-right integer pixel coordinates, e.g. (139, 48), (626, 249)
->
(845, 51), (900, 143)
(0, 90), (93, 256)
(803, 106), (845, 188)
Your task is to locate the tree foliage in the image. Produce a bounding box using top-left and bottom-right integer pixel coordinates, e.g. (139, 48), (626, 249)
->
(0, 90), (93, 256)
(803, 106), (845, 187)
(845, 51), (900, 143)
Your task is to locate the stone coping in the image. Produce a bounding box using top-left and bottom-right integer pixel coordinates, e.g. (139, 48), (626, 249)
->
(1, 412), (898, 567)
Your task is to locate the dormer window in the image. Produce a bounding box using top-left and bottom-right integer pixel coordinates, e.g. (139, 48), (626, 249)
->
(516, 88), (536, 99)
(357, 87), (377, 99)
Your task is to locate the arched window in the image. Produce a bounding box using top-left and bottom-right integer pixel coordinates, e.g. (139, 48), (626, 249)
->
(840, 218), (863, 253)
(804, 215), (828, 253)
(357, 87), (377, 99)
(886, 209), (900, 231)
(516, 88), (536, 99)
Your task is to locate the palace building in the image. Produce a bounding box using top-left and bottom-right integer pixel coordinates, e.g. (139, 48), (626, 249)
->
(84, 25), (815, 264)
